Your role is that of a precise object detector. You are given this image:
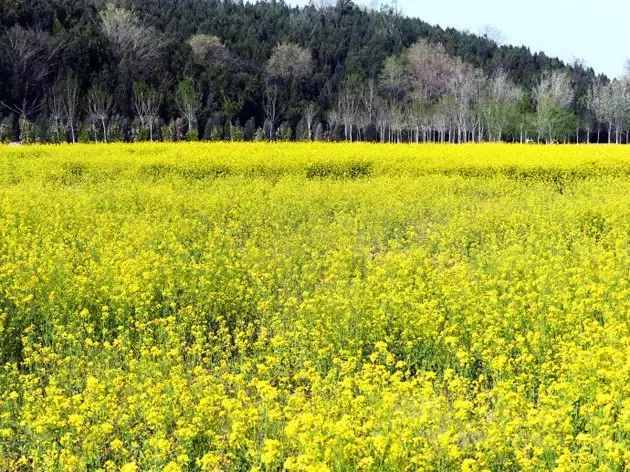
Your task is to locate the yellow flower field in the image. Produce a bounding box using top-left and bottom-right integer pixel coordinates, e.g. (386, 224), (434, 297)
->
(0, 143), (629, 471)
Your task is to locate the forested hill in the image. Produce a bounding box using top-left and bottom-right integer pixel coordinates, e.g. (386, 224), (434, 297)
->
(0, 0), (605, 143)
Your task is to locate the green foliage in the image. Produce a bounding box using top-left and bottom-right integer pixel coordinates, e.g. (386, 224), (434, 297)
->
(227, 121), (243, 142)
(18, 115), (36, 144)
(185, 128), (199, 142)
(130, 119), (150, 142)
(305, 161), (373, 179)
(160, 121), (177, 142)
(277, 122), (293, 142)
(254, 128), (265, 141)
(77, 124), (92, 144)
(109, 117), (125, 142)
(0, 117), (11, 143)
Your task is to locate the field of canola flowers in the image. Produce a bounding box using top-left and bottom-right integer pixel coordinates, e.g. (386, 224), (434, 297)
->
(0, 143), (629, 472)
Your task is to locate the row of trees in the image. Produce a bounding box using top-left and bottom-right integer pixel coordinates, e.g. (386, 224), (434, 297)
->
(0, 0), (620, 144)
(588, 76), (630, 144)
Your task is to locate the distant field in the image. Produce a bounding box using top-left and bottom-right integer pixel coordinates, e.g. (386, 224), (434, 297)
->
(1, 144), (629, 471)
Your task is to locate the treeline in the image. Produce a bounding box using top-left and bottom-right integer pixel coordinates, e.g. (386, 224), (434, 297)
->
(0, 0), (621, 144)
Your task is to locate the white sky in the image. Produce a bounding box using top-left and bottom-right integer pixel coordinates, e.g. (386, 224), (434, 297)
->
(288, 0), (628, 78)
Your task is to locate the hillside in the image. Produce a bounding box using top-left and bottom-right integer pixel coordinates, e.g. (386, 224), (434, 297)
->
(0, 0), (603, 142)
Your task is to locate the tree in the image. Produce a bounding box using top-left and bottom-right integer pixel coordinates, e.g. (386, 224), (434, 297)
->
(587, 79), (611, 144)
(263, 83), (280, 140)
(447, 61), (483, 143)
(175, 79), (201, 139)
(336, 76), (362, 141)
(57, 76), (80, 144)
(361, 78), (377, 123)
(263, 42), (313, 139)
(378, 57), (409, 140)
(379, 56), (408, 103)
(100, 3), (162, 63)
(265, 43), (313, 82)
(0, 26), (63, 133)
(99, 2), (164, 84)
(133, 82), (160, 142)
(87, 86), (114, 143)
(188, 34), (230, 65)
(0, 116), (12, 143)
(374, 98), (389, 142)
(534, 71), (575, 143)
(327, 109), (341, 141)
(48, 84), (65, 143)
(303, 102), (317, 141)
(607, 78), (630, 144)
(483, 70), (523, 142)
(479, 25), (505, 45)
(405, 40), (455, 104)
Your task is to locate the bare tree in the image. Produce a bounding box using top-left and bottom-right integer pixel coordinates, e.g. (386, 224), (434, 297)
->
(482, 70), (523, 141)
(100, 3), (164, 77)
(608, 78), (630, 144)
(434, 98), (450, 143)
(264, 42), (313, 139)
(336, 78), (361, 141)
(469, 69), (488, 142)
(175, 78), (201, 137)
(87, 86), (114, 142)
(408, 99), (424, 143)
(57, 76), (80, 144)
(583, 86), (596, 144)
(405, 39), (455, 104)
(374, 98), (390, 143)
(309, 0), (335, 9)
(587, 79), (610, 143)
(589, 75), (630, 144)
(133, 82), (160, 141)
(187, 34), (230, 65)
(303, 102), (317, 141)
(263, 83), (279, 139)
(266, 43), (313, 82)
(389, 101), (405, 143)
(379, 55), (408, 102)
(479, 25), (505, 45)
(48, 85), (65, 143)
(327, 109), (341, 140)
(534, 70), (574, 143)
(361, 78), (377, 123)
(447, 60), (479, 143)
(378, 56), (409, 142)
(0, 26), (63, 124)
